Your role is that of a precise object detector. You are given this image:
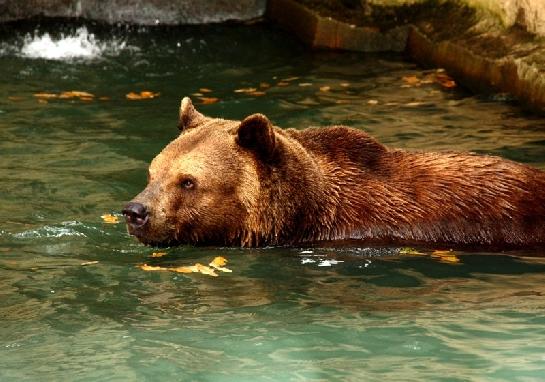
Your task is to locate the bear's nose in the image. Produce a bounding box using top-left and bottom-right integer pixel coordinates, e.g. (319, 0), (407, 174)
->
(122, 202), (149, 228)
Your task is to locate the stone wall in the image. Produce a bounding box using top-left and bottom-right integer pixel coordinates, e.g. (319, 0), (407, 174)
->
(366, 0), (545, 37)
(0, 0), (266, 24)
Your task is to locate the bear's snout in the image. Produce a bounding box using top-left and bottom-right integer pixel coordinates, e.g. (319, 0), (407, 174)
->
(122, 202), (149, 228)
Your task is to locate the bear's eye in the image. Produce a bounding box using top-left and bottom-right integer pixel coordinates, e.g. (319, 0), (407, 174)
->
(180, 179), (194, 190)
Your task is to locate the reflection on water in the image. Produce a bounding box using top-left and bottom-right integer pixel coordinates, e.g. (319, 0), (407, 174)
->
(1, 22), (545, 381)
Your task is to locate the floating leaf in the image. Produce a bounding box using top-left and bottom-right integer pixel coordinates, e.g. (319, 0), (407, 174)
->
(59, 91), (95, 99)
(34, 92), (58, 99)
(276, 81), (290, 87)
(399, 247), (424, 256)
(171, 266), (195, 273)
(81, 261), (99, 266)
(199, 88), (213, 93)
(319, 86), (331, 92)
(139, 257), (231, 277)
(192, 92), (204, 97)
(435, 73), (456, 88)
(210, 256), (227, 267)
(194, 263), (218, 277)
(126, 91), (160, 100)
(431, 250), (460, 264)
(298, 83), (313, 87)
(234, 87), (257, 93)
(259, 82), (271, 89)
(140, 264), (167, 271)
(340, 82), (350, 87)
(402, 75), (420, 85)
(282, 76), (300, 82)
(367, 99), (379, 105)
(248, 91), (266, 97)
(101, 214), (119, 224)
(405, 102), (423, 107)
(98, 96), (110, 101)
(151, 252), (167, 258)
(125, 92), (141, 100)
(209, 256), (232, 273)
(198, 97), (219, 104)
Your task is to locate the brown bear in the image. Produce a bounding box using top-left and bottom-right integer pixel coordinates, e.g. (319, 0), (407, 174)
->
(123, 97), (545, 248)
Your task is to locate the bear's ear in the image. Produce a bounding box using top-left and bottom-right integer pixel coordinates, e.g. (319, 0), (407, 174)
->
(178, 97), (205, 132)
(236, 113), (276, 161)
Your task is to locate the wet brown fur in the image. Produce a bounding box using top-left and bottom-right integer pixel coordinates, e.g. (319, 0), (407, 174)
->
(126, 97), (545, 248)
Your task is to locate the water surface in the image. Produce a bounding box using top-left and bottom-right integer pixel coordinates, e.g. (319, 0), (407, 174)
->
(1, 21), (545, 381)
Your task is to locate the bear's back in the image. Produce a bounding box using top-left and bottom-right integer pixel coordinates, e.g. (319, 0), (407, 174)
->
(288, 126), (545, 246)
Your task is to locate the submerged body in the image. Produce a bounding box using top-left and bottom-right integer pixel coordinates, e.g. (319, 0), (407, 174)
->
(123, 97), (545, 248)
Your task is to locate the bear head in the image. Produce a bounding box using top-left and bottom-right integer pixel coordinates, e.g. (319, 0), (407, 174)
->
(122, 97), (324, 247)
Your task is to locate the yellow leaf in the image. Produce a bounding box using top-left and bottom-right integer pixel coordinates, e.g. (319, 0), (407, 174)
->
(172, 266), (196, 273)
(367, 99), (379, 105)
(199, 97), (219, 104)
(199, 88), (213, 93)
(209, 256), (232, 273)
(439, 255), (460, 263)
(340, 82), (350, 87)
(436, 73), (456, 88)
(282, 76), (300, 82)
(126, 92), (141, 100)
(59, 91), (95, 99)
(234, 87), (257, 93)
(298, 83), (313, 87)
(431, 250), (460, 264)
(259, 82), (271, 89)
(210, 256), (227, 267)
(402, 75), (420, 85)
(276, 81), (290, 87)
(140, 264), (167, 271)
(126, 91), (160, 100)
(98, 96), (110, 101)
(195, 263), (218, 277)
(319, 86), (331, 92)
(81, 261), (99, 266)
(33, 92), (58, 99)
(248, 91), (266, 97)
(431, 250), (452, 256)
(139, 258), (229, 277)
(399, 247), (424, 256)
(151, 252), (167, 258)
(192, 92), (204, 97)
(101, 214), (119, 224)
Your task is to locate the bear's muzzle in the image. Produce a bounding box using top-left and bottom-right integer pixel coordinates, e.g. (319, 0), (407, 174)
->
(122, 201), (149, 229)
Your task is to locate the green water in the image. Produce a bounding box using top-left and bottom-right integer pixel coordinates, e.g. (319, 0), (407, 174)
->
(1, 22), (545, 381)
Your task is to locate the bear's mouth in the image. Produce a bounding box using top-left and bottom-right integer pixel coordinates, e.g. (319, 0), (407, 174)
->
(124, 218), (179, 247)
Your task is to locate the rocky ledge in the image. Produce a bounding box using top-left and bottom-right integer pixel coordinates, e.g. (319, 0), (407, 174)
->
(267, 0), (545, 113)
(0, 0), (266, 25)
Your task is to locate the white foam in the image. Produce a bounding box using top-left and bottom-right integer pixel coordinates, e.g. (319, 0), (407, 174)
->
(19, 27), (127, 60)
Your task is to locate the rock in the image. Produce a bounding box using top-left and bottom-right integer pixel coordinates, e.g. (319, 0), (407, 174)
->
(0, 0), (266, 24)
(267, 0), (408, 52)
(267, 0), (545, 112)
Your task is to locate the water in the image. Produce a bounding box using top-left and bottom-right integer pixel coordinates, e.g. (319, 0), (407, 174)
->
(1, 21), (545, 381)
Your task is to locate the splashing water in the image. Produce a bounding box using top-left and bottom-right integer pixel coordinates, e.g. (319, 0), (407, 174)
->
(19, 26), (127, 60)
